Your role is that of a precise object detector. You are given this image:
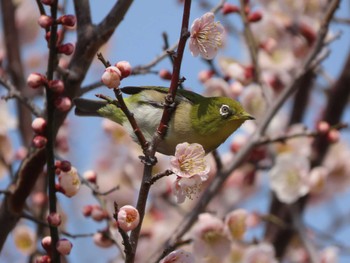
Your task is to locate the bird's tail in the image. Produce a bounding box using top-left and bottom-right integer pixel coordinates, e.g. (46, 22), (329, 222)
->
(74, 98), (107, 117)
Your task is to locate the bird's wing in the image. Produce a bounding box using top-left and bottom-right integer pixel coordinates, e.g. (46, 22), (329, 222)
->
(121, 86), (205, 105)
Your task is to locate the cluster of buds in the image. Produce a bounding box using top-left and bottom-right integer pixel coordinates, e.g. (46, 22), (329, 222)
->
(82, 205), (109, 222)
(221, 3), (262, 23)
(317, 121), (340, 143)
(40, 236), (73, 259)
(55, 161), (81, 198)
(101, 61), (132, 89)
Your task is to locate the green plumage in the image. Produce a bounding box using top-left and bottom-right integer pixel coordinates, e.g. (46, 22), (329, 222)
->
(74, 86), (253, 155)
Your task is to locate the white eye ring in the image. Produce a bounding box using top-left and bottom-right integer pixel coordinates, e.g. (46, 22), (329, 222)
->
(220, 104), (230, 116)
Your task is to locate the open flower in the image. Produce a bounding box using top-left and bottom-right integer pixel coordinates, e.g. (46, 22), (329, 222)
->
(269, 153), (310, 204)
(118, 205), (140, 231)
(170, 142), (209, 179)
(13, 225), (36, 255)
(189, 12), (224, 60)
(160, 249), (195, 263)
(242, 243), (278, 263)
(58, 167), (81, 197)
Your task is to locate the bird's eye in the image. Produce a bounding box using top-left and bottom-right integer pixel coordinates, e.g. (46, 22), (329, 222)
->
(219, 104), (231, 117)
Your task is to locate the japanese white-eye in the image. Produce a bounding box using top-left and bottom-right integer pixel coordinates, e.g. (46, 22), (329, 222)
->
(74, 86), (254, 155)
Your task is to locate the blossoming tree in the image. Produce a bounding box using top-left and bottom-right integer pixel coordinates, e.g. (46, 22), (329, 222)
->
(0, 0), (349, 262)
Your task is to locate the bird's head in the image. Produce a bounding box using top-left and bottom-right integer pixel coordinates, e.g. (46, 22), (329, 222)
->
(192, 96), (254, 136)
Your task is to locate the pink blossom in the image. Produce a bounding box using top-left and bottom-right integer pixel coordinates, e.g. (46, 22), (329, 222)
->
(170, 142), (209, 179)
(56, 238), (72, 255)
(101, 66), (122, 89)
(242, 243), (278, 263)
(91, 205), (109, 221)
(191, 213), (231, 261)
(269, 153), (310, 204)
(118, 205), (140, 231)
(41, 236), (52, 251)
(160, 249), (195, 263)
(27, 73), (46, 89)
(83, 170), (97, 184)
(57, 43), (75, 55)
(32, 117), (46, 134)
(189, 12), (224, 60)
(38, 15), (53, 29)
(172, 175), (203, 204)
(49, 79), (65, 93)
(47, 212), (62, 226)
(309, 166), (329, 194)
(58, 167), (81, 197)
(32, 135), (47, 149)
(55, 96), (72, 112)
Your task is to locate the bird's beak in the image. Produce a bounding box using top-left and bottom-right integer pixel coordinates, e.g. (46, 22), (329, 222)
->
(240, 112), (255, 120)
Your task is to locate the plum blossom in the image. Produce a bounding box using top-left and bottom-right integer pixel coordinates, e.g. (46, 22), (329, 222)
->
(269, 153), (310, 204)
(189, 12), (224, 60)
(170, 142), (209, 179)
(160, 249), (195, 263)
(58, 167), (81, 197)
(191, 213), (231, 262)
(13, 225), (36, 255)
(242, 243), (278, 263)
(118, 205), (140, 231)
(56, 238), (73, 255)
(93, 232), (114, 248)
(101, 66), (122, 89)
(170, 143), (210, 203)
(241, 84), (267, 121)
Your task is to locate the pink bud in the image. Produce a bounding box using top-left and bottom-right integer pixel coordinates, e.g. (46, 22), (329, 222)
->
(14, 147), (28, 160)
(93, 232), (113, 248)
(159, 69), (172, 80)
(32, 117), (47, 134)
(35, 255), (51, 263)
(47, 212), (62, 226)
(57, 15), (76, 27)
(82, 205), (93, 217)
(56, 239), (72, 255)
(248, 11), (263, 22)
(222, 3), (240, 15)
(55, 97), (72, 112)
(41, 0), (54, 5)
(49, 80), (65, 93)
(83, 170), (97, 184)
(101, 66), (121, 89)
(116, 61), (132, 78)
(91, 206), (109, 221)
(117, 205), (140, 231)
(33, 135), (47, 149)
(27, 73), (47, 89)
(317, 121), (330, 134)
(327, 129), (340, 143)
(41, 236), (52, 251)
(57, 43), (75, 55)
(38, 15), (54, 29)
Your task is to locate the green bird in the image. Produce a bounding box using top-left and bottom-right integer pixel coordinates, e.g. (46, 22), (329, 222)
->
(74, 86), (254, 155)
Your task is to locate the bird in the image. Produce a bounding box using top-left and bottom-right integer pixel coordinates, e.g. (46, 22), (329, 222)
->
(74, 86), (254, 155)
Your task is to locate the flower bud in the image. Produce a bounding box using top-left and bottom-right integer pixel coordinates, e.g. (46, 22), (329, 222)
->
(58, 167), (80, 197)
(32, 117), (47, 134)
(33, 135), (47, 149)
(317, 121), (330, 134)
(222, 3), (240, 15)
(198, 70), (214, 83)
(57, 160), (72, 172)
(41, 0), (54, 5)
(82, 205), (93, 217)
(83, 170), (97, 184)
(159, 69), (172, 80)
(248, 11), (263, 23)
(57, 15), (76, 27)
(56, 239), (72, 255)
(55, 96), (72, 112)
(116, 61), (132, 78)
(57, 43), (75, 55)
(91, 206), (109, 221)
(93, 232), (113, 248)
(27, 73), (46, 89)
(38, 15), (54, 29)
(225, 209), (248, 240)
(117, 205), (140, 231)
(49, 79), (65, 93)
(47, 212), (62, 226)
(327, 129), (340, 143)
(41, 236), (52, 252)
(101, 66), (121, 89)
(35, 255), (51, 263)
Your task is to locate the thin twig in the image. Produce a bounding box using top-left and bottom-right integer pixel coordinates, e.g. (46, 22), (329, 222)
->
(149, 170), (173, 185)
